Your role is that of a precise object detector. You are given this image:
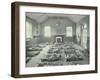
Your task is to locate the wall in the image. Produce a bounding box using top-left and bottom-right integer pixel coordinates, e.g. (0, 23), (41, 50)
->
(26, 16), (40, 46)
(0, 0), (100, 80)
(39, 17), (76, 43)
(76, 16), (89, 49)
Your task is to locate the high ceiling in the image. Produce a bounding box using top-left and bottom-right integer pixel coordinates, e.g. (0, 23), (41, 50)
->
(26, 12), (88, 23)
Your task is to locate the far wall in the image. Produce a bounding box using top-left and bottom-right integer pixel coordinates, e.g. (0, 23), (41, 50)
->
(38, 17), (76, 43)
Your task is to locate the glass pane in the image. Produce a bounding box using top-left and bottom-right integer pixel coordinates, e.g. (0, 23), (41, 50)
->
(76, 25), (81, 43)
(26, 21), (32, 38)
(82, 29), (87, 49)
(81, 24), (88, 49)
(44, 26), (51, 37)
(66, 27), (72, 37)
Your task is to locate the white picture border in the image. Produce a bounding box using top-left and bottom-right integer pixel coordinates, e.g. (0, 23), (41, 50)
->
(19, 5), (95, 74)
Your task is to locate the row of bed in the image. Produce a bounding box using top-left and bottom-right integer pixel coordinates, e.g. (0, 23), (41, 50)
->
(37, 43), (87, 67)
(26, 41), (89, 66)
(26, 43), (47, 63)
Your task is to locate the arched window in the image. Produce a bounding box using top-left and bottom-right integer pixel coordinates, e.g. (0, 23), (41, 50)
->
(44, 26), (51, 37)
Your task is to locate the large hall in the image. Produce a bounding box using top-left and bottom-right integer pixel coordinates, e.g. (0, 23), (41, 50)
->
(25, 12), (89, 67)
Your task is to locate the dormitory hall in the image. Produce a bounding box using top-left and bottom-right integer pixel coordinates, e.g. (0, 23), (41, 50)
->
(25, 12), (89, 67)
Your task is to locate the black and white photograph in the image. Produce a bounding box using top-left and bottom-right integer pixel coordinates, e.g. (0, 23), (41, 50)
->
(11, 2), (97, 77)
(25, 12), (90, 67)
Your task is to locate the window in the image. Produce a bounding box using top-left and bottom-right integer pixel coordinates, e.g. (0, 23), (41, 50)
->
(66, 27), (73, 37)
(26, 21), (32, 38)
(44, 26), (51, 37)
(82, 24), (88, 49)
(76, 25), (81, 43)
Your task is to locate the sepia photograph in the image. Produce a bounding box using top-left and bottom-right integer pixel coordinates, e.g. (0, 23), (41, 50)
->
(25, 12), (90, 67)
